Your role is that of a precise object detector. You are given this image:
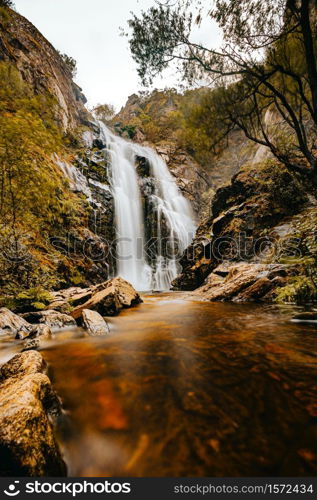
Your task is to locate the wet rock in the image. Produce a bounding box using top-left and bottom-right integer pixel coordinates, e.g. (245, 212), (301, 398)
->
(0, 351), (45, 380)
(174, 161), (308, 294)
(0, 351), (66, 476)
(172, 234), (214, 291)
(292, 312), (317, 323)
(212, 261), (232, 277)
(22, 338), (41, 352)
(21, 310), (76, 330)
(82, 309), (109, 336)
(16, 324), (52, 341)
(193, 262), (290, 302)
(0, 308), (30, 336)
(71, 277), (142, 320)
(234, 277), (275, 302)
(15, 326), (32, 340)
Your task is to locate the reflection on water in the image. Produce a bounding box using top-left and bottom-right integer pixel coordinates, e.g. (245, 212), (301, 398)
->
(38, 293), (317, 476)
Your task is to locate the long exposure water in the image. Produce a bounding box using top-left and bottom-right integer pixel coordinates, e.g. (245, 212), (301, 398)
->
(11, 293), (315, 477)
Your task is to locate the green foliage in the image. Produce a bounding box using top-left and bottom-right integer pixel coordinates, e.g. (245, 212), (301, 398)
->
(93, 103), (115, 123)
(127, 1), (317, 178)
(276, 275), (317, 304)
(0, 61), (88, 295)
(114, 88), (181, 142)
(274, 208), (317, 303)
(0, 0), (14, 8)
(4, 287), (54, 313)
(0, 64), (70, 233)
(174, 87), (232, 165)
(0, 6), (11, 26)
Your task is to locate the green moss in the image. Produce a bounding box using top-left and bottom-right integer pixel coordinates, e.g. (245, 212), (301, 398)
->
(273, 208), (317, 304)
(0, 6), (11, 26)
(275, 276), (317, 304)
(4, 287), (54, 312)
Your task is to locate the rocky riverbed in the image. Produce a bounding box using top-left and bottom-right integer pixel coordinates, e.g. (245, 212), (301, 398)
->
(1, 291), (317, 477)
(0, 277), (142, 476)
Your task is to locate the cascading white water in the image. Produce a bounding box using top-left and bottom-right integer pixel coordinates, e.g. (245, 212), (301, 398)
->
(99, 122), (196, 291)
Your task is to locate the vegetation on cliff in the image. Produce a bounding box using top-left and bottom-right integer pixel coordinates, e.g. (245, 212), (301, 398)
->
(0, 61), (90, 304)
(128, 0), (317, 181)
(126, 0), (317, 304)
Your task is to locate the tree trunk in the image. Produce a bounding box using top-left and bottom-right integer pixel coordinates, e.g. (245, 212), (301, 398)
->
(300, 0), (317, 125)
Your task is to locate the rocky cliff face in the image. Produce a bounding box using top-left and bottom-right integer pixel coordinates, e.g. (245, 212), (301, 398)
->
(172, 159), (317, 303)
(0, 6), (119, 293)
(0, 8), (89, 130)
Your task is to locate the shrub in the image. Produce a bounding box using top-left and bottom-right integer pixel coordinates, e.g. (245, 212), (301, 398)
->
(58, 52), (77, 77)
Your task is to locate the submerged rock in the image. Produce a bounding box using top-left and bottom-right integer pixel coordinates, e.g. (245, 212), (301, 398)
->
(21, 310), (76, 330)
(292, 312), (317, 323)
(0, 308), (30, 336)
(82, 309), (109, 336)
(0, 351), (66, 476)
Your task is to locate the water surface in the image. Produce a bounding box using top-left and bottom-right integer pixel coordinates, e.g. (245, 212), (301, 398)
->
(38, 293), (317, 476)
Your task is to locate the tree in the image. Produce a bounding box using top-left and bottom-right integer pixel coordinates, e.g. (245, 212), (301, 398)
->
(127, 0), (317, 181)
(0, 0), (14, 7)
(0, 62), (83, 294)
(59, 52), (77, 78)
(93, 103), (116, 123)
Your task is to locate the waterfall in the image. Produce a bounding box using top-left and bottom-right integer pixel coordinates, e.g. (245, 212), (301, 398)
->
(98, 122), (196, 291)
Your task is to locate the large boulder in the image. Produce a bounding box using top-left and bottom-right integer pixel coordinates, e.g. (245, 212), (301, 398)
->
(45, 278), (142, 320)
(0, 308), (30, 336)
(71, 277), (142, 320)
(0, 351), (66, 476)
(82, 309), (109, 336)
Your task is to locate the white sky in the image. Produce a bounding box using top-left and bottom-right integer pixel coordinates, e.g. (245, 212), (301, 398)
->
(13, 0), (220, 112)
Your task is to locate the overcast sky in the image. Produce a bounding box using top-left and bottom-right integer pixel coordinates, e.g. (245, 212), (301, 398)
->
(13, 0), (220, 112)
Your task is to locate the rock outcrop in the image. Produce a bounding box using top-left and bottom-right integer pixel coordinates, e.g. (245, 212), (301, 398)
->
(70, 277), (142, 320)
(173, 160), (314, 302)
(16, 324), (52, 341)
(0, 308), (29, 336)
(192, 262), (290, 302)
(46, 277), (142, 320)
(0, 351), (66, 476)
(0, 8), (89, 130)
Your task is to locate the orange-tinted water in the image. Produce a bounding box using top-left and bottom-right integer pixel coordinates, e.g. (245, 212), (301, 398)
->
(36, 294), (317, 476)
